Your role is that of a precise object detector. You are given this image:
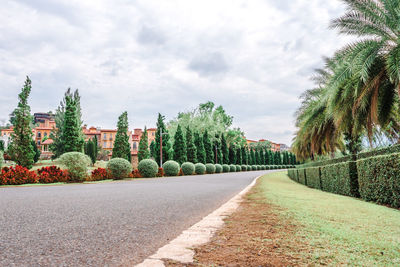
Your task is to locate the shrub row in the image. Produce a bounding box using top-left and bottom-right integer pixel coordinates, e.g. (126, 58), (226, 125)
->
(288, 153), (400, 208)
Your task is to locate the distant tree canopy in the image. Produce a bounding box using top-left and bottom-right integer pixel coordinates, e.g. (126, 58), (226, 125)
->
(168, 101), (246, 147)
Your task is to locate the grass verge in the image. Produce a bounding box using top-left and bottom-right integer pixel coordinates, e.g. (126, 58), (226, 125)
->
(168, 171), (400, 266)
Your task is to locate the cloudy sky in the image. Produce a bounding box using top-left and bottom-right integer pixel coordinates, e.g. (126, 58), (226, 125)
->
(0, 0), (351, 145)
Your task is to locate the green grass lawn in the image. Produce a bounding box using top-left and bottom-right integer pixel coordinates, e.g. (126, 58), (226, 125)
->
(258, 171), (400, 266)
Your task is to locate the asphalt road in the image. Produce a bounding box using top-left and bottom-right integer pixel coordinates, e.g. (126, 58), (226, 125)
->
(0, 170), (273, 266)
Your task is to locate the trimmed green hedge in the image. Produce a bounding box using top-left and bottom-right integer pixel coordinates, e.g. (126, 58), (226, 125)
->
(215, 164), (222, 173)
(107, 158), (132, 179)
(298, 168), (306, 185)
(205, 163), (216, 174)
(138, 159), (159, 178)
(163, 160), (180, 176)
(181, 162), (195, 175)
(305, 167), (321, 189)
(195, 163), (206, 175)
(357, 153), (400, 208)
(357, 144), (400, 160)
(229, 164), (236, 172)
(222, 164), (230, 173)
(320, 161), (359, 197)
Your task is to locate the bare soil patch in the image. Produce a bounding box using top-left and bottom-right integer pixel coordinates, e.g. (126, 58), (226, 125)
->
(165, 184), (311, 267)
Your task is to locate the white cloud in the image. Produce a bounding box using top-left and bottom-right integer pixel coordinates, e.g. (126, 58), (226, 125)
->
(0, 0), (351, 144)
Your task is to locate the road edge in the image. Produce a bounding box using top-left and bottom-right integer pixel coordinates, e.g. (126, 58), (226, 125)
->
(135, 173), (264, 267)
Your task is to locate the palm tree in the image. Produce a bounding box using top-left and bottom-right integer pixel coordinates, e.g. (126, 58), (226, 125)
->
(329, 0), (400, 140)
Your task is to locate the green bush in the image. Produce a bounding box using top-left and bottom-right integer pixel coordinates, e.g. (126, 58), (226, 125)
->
(215, 164), (222, 173)
(246, 165), (251, 171)
(195, 163), (206, 175)
(229, 164), (236, 172)
(298, 168), (307, 185)
(305, 167), (321, 189)
(241, 165), (247, 171)
(138, 159), (159, 178)
(235, 165), (241, 172)
(163, 160), (180, 176)
(58, 152), (91, 181)
(107, 158), (132, 179)
(357, 153), (400, 208)
(181, 162), (195, 175)
(251, 165), (257, 171)
(0, 151), (4, 169)
(205, 163), (216, 174)
(357, 144), (400, 160)
(320, 161), (359, 197)
(222, 164), (230, 173)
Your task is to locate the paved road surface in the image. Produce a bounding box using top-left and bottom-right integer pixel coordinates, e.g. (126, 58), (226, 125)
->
(0, 171), (273, 266)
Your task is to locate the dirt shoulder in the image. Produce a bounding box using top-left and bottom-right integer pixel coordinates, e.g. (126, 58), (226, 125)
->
(165, 175), (310, 267)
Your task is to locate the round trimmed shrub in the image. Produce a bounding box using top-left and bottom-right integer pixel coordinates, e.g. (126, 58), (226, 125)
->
(163, 160), (180, 176)
(195, 163), (206, 175)
(205, 163), (216, 174)
(58, 152), (91, 181)
(138, 159), (159, 178)
(266, 165), (270, 170)
(181, 162), (195, 175)
(261, 165), (265, 170)
(222, 164), (230, 173)
(252, 165), (257, 171)
(235, 165), (241, 172)
(215, 164), (222, 173)
(247, 165), (251, 171)
(241, 165), (247, 171)
(229, 164), (236, 172)
(107, 158), (132, 179)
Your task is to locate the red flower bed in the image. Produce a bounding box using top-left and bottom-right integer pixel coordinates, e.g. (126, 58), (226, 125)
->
(37, 166), (69, 183)
(0, 166), (38, 185)
(156, 167), (164, 177)
(131, 169), (142, 178)
(91, 168), (110, 181)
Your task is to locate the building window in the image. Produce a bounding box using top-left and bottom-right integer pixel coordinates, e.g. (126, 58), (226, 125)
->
(103, 141), (107, 148)
(44, 132), (47, 137)
(133, 142), (137, 150)
(37, 141), (40, 146)
(152, 132), (155, 136)
(37, 131), (41, 138)
(103, 133), (107, 139)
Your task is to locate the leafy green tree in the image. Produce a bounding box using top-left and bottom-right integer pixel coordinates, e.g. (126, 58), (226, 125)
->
(0, 140), (4, 151)
(221, 133), (229, 164)
(8, 77), (35, 168)
(60, 94), (84, 153)
(112, 111), (131, 162)
(173, 124), (187, 165)
(194, 131), (206, 164)
(138, 127), (150, 162)
(154, 113), (172, 165)
(186, 126), (197, 163)
(203, 130), (214, 163)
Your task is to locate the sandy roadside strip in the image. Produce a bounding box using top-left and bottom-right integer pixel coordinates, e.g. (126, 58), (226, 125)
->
(135, 173), (263, 267)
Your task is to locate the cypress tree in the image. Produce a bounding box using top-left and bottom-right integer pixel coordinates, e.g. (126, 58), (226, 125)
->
(260, 148), (265, 165)
(241, 146), (248, 164)
(221, 133), (229, 164)
(265, 149), (270, 165)
(85, 139), (96, 164)
(93, 135), (99, 160)
(8, 77), (35, 168)
(213, 134), (222, 164)
(31, 140), (41, 163)
(0, 140), (4, 151)
(228, 145), (236, 164)
(250, 148), (256, 165)
(62, 95), (84, 153)
(274, 151), (281, 165)
(112, 111), (131, 162)
(154, 113), (172, 165)
(203, 130), (214, 163)
(186, 126), (197, 163)
(149, 140), (156, 159)
(236, 146), (242, 165)
(194, 131), (206, 164)
(247, 148), (251, 165)
(255, 148), (260, 164)
(173, 124), (187, 165)
(138, 127), (150, 162)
